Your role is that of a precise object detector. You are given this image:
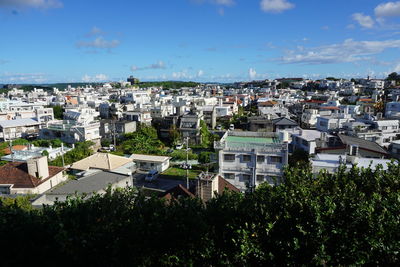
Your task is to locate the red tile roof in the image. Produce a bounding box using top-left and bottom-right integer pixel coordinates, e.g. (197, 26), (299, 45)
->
(0, 162), (64, 188)
(320, 106), (340, 110)
(2, 145), (28, 155)
(301, 100), (326, 104)
(218, 176), (240, 193)
(161, 184), (195, 201)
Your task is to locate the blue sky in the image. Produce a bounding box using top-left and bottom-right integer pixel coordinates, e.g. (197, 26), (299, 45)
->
(1, 0), (400, 83)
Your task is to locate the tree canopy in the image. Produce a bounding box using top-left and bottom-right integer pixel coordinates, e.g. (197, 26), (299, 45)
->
(49, 141), (94, 166)
(0, 163), (399, 265)
(119, 126), (164, 155)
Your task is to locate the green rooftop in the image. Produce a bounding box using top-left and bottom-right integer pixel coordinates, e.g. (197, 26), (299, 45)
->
(226, 136), (279, 147)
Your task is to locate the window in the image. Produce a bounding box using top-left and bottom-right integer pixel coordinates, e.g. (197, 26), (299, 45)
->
(319, 120), (327, 127)
(256, 175), (264, 181)
(242, 155), (252, 162)
(242, 174), (251, 182)
(224, 173), (235, 180)
(257, 155), (265, 163)
(224, 154), (235, 162)
(382, 126), (388, 130)
(269, 156), (282, 163)
(392, 126), (398, 130)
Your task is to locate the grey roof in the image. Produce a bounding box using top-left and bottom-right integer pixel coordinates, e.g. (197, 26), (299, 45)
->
(47, 171), (130, 195)
(0, 118), (40, 128)
(272, 117), (298, 126)
(338, 134), (388, 154)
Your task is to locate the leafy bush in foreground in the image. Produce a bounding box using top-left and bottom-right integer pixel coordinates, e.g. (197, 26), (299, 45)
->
(0, 163), (399, 266)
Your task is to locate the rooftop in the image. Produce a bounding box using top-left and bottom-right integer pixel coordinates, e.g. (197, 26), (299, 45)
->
(71, 153), (132, 171)
(130, 154), (171, 162)
(47, 171), (130, 195)
(0, 162), (64, 188)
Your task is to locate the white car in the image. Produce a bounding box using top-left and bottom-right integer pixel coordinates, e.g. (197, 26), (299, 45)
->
(145, 170), (159, 182)
(175, 144), (183, 149)
(229, 124), (235, 131)
(216, 125), (222, 130)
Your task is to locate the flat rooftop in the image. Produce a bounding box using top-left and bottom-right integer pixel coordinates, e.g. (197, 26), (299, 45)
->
(226, 136), (278, 145)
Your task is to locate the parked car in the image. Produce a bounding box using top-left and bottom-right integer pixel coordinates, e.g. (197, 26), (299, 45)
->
(175, 143), (183, 149)
(229, 124), (235, 131)
(216, 125), (222, 130)
(145, 170), (159, 182)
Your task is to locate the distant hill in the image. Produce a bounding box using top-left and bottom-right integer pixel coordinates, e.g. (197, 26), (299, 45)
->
(138, 81), (200, 89)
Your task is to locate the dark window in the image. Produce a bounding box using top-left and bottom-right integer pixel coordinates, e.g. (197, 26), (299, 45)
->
(257, 155), (265, 163)
(269, 156), (282, 163)
(243, 155), (251, 162)
(256, 175), (264, 181)
(224, 154), (235, 162)
(242, 174), (251, 182)
(224, 173), (235, 180)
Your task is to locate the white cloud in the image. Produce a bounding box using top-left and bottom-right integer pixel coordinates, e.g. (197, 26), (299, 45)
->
(192, 0), (235, 6)
(375, 1), (400, 17)
(260, 0), (294, 13)
(249, 68), (257, 80)
(172, 70), (191, 79)
(352, 13), (375, 28)
(131, 61), (166, 72)
(394, 63), (400, 72)
(197, 70), (204, 77)
(214, 0), (234, 6)
(281, 39), (400, 65)
(85, 26), (104, 37)
(0, 0), (62, 9)
(82, 74), (108, 82)
(0, 72), (48, 83)
(76, 36), (120, 49)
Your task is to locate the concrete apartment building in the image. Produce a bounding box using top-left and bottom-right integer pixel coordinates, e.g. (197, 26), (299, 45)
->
(215, 131), (289, 192)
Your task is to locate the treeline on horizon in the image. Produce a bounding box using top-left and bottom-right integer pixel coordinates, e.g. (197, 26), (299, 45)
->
(1, 163), (399, 266)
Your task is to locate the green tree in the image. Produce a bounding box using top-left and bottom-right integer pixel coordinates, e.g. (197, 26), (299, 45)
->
(168, 125), (181, 146)
(51, 105), (64, 120)
(119, 126), (164, 155)
(200, 120), (213, 148)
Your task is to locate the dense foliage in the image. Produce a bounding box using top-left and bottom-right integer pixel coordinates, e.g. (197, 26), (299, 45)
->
(119, 126), (164, 155)
(386, 72), (400, 83)
(0, 163), (399, 266)
(32, 138), (63, 148)
(49, 141), (94, 166)
(51, 105), (64, 119)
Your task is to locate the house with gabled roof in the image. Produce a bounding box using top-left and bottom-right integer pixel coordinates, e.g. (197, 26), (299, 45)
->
(70, 152), (134, 175)
(0, 156), (65, 194)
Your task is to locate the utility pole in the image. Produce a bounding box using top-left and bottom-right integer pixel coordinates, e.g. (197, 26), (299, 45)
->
(61, 143), (65, 167)
(186, 136), (189, 189)
(113, 120), (117, 148)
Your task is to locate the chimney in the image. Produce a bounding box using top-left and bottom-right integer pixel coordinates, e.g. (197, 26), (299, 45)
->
(27, 156), (49, 179)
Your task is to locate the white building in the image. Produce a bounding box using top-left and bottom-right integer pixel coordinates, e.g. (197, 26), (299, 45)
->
(311, 153), (391, 174)
(215, 131), (289, 192)
(0, 156), (66, 195)
(291, 129), (322, 155)
(130, 154), (171, 172)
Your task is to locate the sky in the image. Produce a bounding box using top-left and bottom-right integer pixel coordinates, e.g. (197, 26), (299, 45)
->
(1, 0), (400, 83)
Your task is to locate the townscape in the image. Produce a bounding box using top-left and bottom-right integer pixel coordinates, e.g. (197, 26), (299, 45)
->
(0, 75), (399, 203)
(2, 0), (400, 265)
